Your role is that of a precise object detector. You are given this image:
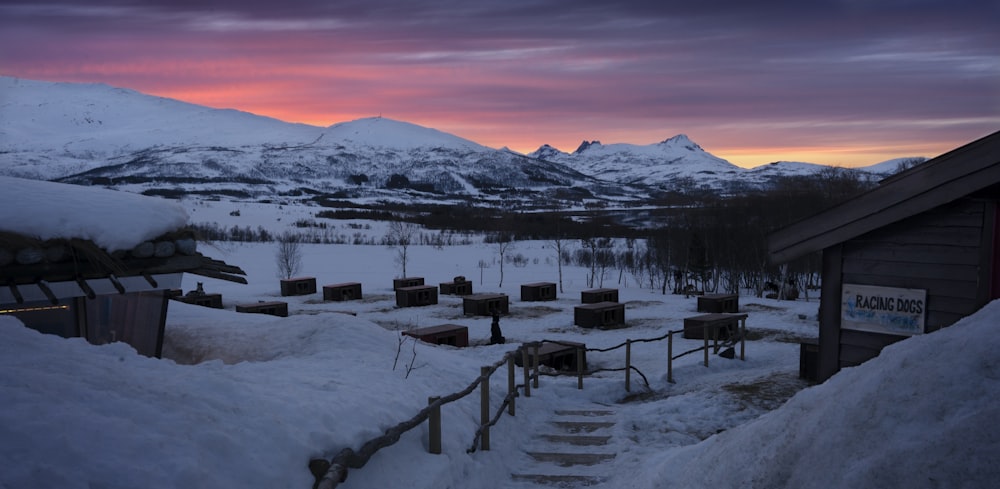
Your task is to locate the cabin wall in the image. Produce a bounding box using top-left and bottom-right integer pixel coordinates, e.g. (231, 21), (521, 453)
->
(820, 197), (992, 378)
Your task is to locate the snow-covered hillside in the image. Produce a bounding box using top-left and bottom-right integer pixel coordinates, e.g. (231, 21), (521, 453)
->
(0, 76), (912, 205)
(529, 135), (745, 190)
(0, 77), (609, 204)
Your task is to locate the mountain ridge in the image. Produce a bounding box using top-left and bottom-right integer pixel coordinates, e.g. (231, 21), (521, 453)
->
(0, 76), (909, 207)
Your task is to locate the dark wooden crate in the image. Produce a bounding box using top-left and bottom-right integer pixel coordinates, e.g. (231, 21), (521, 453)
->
(235, 301), (289, 317)
(521, 282), (557, 302)
(516, 341), (587, 371)
(574, 302), (625, 328)
(697, 293), (739, 313)
(683, 313), (743, 340)
(392, 277), (425, 291)
(581, 288), (618, 304)
(395, 285), (438, 307)
(440, 281), (473, 295)
(323, 282), (363, 301)
(403, 324), (469, 347)
(280, 277), (317, 297)
(462, 293), (510, 316)
(174, 293), (223, 309)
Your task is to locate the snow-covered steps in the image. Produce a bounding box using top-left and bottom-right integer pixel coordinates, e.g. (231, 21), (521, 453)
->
(510, 408), (618, 487)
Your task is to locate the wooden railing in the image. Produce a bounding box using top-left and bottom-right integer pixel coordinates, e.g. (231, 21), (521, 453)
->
(310, 315), (748, 489)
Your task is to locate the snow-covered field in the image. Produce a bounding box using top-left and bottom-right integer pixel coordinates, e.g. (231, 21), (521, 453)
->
(2, 197), (999, 489)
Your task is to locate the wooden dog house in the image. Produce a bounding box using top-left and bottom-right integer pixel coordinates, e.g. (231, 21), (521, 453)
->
(521, 282), (557, 302)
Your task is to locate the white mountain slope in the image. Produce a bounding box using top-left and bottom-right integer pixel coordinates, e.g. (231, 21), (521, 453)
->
(0, 77), (612, 203)
(0, 76), (911, 204)
(530, 135), (744, 189)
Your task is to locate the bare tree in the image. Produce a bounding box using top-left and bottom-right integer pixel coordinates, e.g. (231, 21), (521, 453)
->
(550, 236), (570, 293)
(275, 231), (303, 279)
(385, 221), (418, 277)
(495, 233), (513, 287)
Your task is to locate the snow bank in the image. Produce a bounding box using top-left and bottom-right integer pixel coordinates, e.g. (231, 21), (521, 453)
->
(0, 176), (188, 251)
(647, 300), (1000, 489)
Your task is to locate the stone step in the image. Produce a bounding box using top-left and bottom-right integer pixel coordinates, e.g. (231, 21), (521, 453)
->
(550, 421), (615, 433)
(540, 434), (611, 446)
(526, 451), (616, 467)
(510, 474), (606, 486)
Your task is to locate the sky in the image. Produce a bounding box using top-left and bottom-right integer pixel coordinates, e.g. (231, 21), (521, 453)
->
(1, 0), (998, 168)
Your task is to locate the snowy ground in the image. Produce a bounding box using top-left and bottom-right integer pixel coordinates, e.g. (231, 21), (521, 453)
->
(3, 199), (999, 489)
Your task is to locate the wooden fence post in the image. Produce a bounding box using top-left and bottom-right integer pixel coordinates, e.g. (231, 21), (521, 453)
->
(532, 344), (540, 389)
(480, 366), (490, 451)
(522, 348), (531, 398)
(740, 317), (746, 360)
(703, 326), (709, 367)
(625, 339), (632, 393)
(576, 347), (584, 390)
(507, 355), (516, 416)
(428, 396), (441, 455)
(667, 331), (674, 383)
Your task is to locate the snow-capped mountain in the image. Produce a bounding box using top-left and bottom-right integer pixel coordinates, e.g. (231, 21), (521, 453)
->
(529, 135), (744, 189)
(0, 76), (909, 207)
(0, 77), (626, 206)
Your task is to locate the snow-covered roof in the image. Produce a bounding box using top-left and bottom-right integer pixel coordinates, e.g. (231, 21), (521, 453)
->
(0, 176), (188, 252)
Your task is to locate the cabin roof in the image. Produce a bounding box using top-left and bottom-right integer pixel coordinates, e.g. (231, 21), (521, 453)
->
(0, 178), (246, 303)
(768, 130), (1000, 263)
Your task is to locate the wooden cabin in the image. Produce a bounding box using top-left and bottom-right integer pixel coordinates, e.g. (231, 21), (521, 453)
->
(395, 285), (438, 307)
(581, 288), (618, 304)
(521, 282), (557, 302)
(574, 302), (625, 328)
(463, 293), (510, 316)
(402, 324), (469, 347)
(769, 131), (1000, 382)
(323, 282), (362, 301)
(280, 277), (316, 296)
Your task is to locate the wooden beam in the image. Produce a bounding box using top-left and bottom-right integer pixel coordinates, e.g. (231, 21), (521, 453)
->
(8, 282), (24, 304)
(36, 280), (58, 305)
(108, 274), (126, 294)
(188, 269), (249, 284)
(75, 277), (97, 300)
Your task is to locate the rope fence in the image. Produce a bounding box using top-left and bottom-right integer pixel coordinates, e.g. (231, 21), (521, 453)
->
(310, 314), (748, 489)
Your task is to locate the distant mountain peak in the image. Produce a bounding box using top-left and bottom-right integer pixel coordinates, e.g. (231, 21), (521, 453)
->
(658, 134), (702, 152)
(323, 116), (486, 151)
(574, 140), (602, 154)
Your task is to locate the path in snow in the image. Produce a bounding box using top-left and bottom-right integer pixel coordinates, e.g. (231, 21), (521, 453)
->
(511, 407), (619, 487)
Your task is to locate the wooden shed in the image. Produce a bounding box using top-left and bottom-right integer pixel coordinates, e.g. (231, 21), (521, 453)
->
(768, 131), (1000, 382)
(521, 282), (557, 302)
(395, 285), (438, 307)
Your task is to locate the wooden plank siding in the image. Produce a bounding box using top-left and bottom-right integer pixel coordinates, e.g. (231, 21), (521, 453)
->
(831, 197), (989, 370)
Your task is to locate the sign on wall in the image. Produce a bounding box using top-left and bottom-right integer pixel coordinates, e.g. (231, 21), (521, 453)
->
(841, 284), (927, 336)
